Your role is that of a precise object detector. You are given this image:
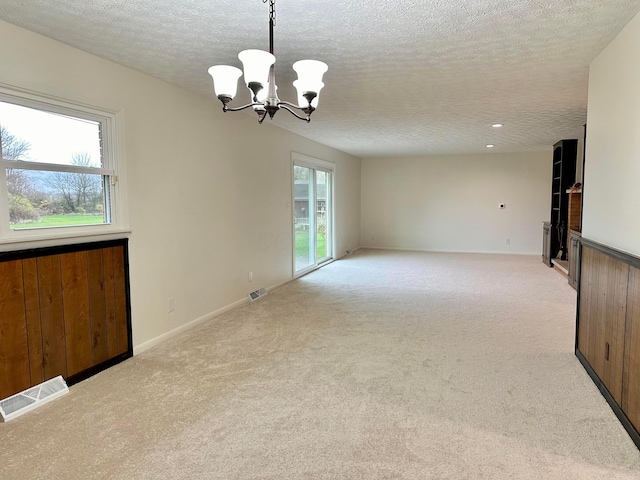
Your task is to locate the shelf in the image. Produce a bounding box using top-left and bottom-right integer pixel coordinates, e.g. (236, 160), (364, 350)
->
(549, 139), (578, 262)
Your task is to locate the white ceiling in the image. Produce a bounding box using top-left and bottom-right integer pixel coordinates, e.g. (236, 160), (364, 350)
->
(1, 0), (639, 158)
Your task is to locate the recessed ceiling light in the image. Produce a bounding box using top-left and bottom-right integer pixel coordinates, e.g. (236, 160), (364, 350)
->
(486, 144), (495, 148)
(492, 123), (504, 128)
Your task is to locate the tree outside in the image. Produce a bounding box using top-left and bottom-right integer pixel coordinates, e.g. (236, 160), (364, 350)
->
(1, 126), (105, 228)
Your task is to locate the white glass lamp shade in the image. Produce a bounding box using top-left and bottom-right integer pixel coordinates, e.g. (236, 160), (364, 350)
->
(208, 65), (242, 99)
(238, 49), (275, 87)
(294, 80), (324, 108)
(292, 60), (328, 84)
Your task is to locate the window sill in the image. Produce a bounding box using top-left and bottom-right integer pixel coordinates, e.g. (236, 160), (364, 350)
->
(0, 227), (132, 253)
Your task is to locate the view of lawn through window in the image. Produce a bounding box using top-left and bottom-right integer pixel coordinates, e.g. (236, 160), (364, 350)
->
(294, 163), (331, 273)
(0, 99), (110, 231)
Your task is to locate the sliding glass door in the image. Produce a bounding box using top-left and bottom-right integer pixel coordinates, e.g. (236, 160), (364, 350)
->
(293, 157), (333, 275)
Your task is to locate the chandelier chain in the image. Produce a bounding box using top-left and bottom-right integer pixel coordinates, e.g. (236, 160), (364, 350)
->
(263, 0), (276, 26)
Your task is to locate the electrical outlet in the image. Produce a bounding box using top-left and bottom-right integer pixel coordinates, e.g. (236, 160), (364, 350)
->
(248, 271), (253, 282)
(167, 297), (175, 313)
(371, 233), (376, 242)
(506, 238), (511, 245)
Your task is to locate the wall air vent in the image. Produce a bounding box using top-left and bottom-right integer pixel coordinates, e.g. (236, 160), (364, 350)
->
(248, 287), (267, 301)
(0, 376), (69, 422)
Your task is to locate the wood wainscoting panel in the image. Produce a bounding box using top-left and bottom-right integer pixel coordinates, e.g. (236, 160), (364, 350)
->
(578, 245), (596, 360)
(60, 251), (93, 377)
(623, 266), (640, 431)
(87, 249), (108, 365)
(0, 261), (30, 400)
(576, 239), (640, 449)
(113, 246), (129, 355)
(603, 254), (630, 405)
(37, 254), (67, 381)
(103, 247), (118, 358)
(21, 258), (44, 386)
(0, 240), (131, 401)
(577, 245), (628, 404)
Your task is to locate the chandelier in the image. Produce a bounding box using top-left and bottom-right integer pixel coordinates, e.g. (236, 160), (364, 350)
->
(208, 0), (328, 124)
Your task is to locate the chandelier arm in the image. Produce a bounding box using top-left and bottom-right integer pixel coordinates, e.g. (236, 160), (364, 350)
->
(277, 100), (314, 113)
(279, 104), (311, 123)
(222, 101), (264, 112)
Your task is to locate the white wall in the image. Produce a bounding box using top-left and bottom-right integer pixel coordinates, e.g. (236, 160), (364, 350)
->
(361, 152), (550, 254)
(0, 20), (361, 350)
(583, 11), (640, 257)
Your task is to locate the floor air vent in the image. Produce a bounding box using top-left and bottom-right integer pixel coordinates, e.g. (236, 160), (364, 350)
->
(0, 376), (69, 422)
(248, 287), (267, 301)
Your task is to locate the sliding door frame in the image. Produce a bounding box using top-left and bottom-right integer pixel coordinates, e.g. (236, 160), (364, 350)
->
(291, 152), (336, 278)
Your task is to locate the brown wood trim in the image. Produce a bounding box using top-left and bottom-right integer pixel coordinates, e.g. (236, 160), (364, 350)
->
(0, 238), (129, 263)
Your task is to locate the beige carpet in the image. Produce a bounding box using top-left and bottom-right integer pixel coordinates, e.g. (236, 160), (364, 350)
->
(2, 249), (640, 479)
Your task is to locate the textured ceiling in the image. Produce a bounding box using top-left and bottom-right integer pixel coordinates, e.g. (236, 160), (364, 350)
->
(1, 0), (639, 158)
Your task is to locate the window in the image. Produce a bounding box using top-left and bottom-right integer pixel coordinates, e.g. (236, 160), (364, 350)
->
(0, 88), (125, 244)
(292, 153), (334, 275)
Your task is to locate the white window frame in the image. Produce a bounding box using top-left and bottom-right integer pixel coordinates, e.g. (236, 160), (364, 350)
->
(291, 152), (336, 278)
(0, 85), (129, 249)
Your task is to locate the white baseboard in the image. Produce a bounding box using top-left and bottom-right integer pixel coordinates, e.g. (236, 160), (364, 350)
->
(336, 246), (362, 260)
(133, 296), (248, 355)
(132, 252), (368, 356)
(266, 278), (291, 292)
(133, 276), (300, 356)
(359, 245), (540, 256)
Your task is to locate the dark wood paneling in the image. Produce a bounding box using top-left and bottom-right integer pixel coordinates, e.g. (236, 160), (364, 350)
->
(602, 254), (629, 404)
(0, 261), (30, 399)
(0, 239), (131, 400)
(623, 266), (640, 430)
(60, 251), (92, 376)
(578, 246), (596, 362)
(37, 255), (67, 380)
(103, 247), (118, 358)
(577, 246), (628, 403)
(577, 239), (640, 450)
(87, 249), (108, 364)
(21, 258), (44, 386)
(113, 246), (129, 355)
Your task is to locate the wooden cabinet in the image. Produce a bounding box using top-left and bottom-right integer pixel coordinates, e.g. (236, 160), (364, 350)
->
(568, 230), (581, 289)
(0, 239), (131, 400)
(576, 239), (640, 448)
(549, 140), (577, 261)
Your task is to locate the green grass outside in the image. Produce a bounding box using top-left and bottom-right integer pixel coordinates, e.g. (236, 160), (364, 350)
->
(295, 230), (327, 261)
(11, 214), (105, 229)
